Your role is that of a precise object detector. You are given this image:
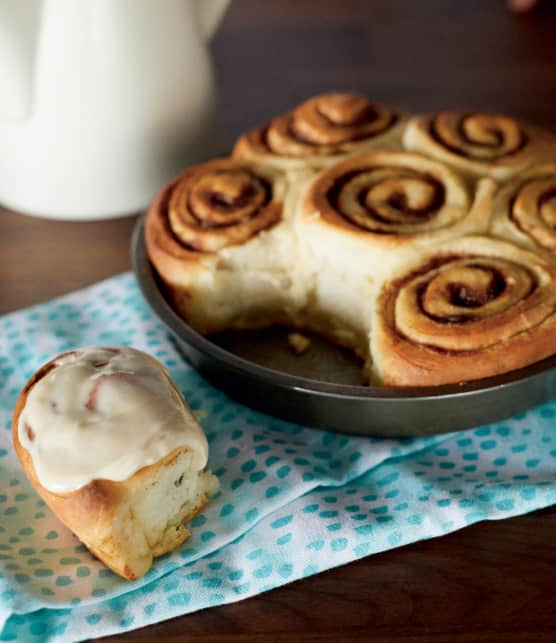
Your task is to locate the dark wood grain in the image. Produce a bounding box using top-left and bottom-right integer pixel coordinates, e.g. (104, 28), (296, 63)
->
(1, 1), (555, 641)
(0, 211), (137, 314)
(101, 507), (556, 643)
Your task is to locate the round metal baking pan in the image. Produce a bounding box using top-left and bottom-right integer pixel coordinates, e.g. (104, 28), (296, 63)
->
(131, 217), (556, 437)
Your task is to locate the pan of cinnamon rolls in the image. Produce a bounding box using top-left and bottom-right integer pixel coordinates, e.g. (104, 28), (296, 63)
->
(133, 92), (556, 436)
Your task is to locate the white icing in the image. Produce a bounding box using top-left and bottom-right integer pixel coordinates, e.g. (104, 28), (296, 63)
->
(18, 347), (208, 493)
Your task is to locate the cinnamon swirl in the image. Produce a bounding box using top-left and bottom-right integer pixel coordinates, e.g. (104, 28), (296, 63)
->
(371, 236), (556, 386)
(490, 163), (556, 254)
(233, 92), (404, 171)
(404, 111), (556, 180)
(145, 158), (307, 334)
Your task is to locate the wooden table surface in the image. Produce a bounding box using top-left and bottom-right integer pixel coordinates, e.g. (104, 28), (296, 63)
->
(2, 1), (556, 641)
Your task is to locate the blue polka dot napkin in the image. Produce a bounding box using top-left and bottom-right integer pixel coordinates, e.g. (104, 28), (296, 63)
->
(0, 273), (555, 642)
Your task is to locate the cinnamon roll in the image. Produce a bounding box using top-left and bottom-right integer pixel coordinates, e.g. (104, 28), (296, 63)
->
(297, 151), (496, 349)
(490, 163), (556, 254)
(233, 92), (404, 171)
(144, 94), (556, 387)
(404, 111), (556, 181)
(371, 236), (556, 386)
(12, 347), (218, 580)
(145, 158), (306, 334)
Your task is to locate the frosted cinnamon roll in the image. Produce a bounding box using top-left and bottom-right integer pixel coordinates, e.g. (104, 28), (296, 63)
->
(371, 236), (556, 386)
(490, 163), (556, 254)
(12, 347), (218, 580)
(297, 151), (496, 350)
(233, 92), (404, 171)
(404, 111), (556, 181)
(146, 158), (306, 334)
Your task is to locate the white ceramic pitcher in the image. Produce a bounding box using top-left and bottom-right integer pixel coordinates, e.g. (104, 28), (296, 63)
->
(0, 0), (230, 220)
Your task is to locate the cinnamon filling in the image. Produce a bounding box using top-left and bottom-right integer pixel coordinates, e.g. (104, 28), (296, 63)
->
(288, 112), (397, 148)
(316, 95), (379, 126)
(398, 256), (536, 327)
(162, 161), (281, 253)
(186, 170), (270, 229)
(258, 94), (399, 156)
(208, 184), (257, 210)
(429, 112), (527, 161)
(24, 423), (35, 442)
(327, 168), (445, 231)
(447, 270), (506, 309)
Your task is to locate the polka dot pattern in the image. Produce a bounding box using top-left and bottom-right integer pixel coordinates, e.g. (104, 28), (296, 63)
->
(0, 273), (555, 642)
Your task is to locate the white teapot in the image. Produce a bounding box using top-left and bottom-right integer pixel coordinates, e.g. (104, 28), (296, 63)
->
(0, 0), (230, 220)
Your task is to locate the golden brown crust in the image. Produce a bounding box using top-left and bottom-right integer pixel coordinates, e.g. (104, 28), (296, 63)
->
(371, 236), (556, 386)
(12, 354), (214, 580)
(404, 111), (556, 181)
(233, 92), (404, 170)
